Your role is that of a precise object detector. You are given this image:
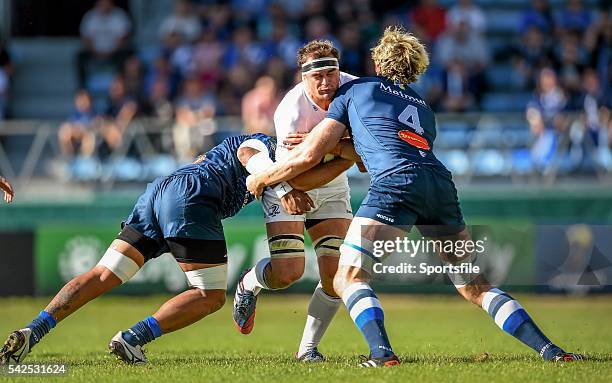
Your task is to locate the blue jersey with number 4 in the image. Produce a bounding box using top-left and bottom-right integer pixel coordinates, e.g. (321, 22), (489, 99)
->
(327, 76), (447, 182)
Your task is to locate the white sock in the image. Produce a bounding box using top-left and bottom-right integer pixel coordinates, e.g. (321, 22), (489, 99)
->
(241, 257), (271, 295)
(297, 282), (341, 357)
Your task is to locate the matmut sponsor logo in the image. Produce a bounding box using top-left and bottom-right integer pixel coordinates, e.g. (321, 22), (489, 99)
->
(379, 83), (427, 106)
(398, 130), (430, 150)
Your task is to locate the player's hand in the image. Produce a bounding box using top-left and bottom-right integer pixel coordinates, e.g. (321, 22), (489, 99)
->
(0, 177), (14, 203)
(283, 133), (308, 150)
(281, 189), (315, 215)
(246, 175), (265, 199)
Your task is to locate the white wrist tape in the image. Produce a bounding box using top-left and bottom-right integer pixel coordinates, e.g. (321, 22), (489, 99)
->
(245, 151), (274, 175)
(97, 248), (140, 283)
(185, 264), (228, 290)
(273, 181), (293, 199)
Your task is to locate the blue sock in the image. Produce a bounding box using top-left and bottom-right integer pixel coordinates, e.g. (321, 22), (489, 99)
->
(482, 288), (563, 360)
(122, 316), (163, 347)
(342, 282), (394, 359)
(26, 311), (57, 348)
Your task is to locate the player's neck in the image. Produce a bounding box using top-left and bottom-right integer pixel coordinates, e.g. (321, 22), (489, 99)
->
(308, 92), (331, 111)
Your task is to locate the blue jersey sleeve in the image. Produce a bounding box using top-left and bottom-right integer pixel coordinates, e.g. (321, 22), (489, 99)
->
(327, 83), (351, 127)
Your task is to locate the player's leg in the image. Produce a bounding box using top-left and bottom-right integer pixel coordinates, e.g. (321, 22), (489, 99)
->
(295, 218), (348, 361)
(234, 220), (305, 334)
(0, 236), (145, 365)
(332, 217), (401, 367)
(433, 227), (584, 362)
(110, 237), (228, 364)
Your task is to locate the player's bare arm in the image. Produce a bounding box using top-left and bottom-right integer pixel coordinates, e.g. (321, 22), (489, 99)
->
(0, 175), (14, 203)
(247, 118), (347, 198)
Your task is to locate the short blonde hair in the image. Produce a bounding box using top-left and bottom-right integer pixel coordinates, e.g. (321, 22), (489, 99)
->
(371, 26), (429, 84)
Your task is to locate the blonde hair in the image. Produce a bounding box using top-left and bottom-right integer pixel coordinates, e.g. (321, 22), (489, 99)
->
(371, 26), (429, 84)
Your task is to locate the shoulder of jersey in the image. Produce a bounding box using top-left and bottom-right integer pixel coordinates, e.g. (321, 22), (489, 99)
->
(339, 71), (359, 85)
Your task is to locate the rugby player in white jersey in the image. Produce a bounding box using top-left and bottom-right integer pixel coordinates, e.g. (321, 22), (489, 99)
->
(233, 40), (359, 362)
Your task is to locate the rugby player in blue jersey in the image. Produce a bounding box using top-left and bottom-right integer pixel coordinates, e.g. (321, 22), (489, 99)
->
(1, 133), (356, 366)
(246, 27), (585, 367)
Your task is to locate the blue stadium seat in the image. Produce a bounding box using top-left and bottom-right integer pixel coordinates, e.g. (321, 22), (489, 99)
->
(481, 92), (531, 112)
(485, 10), (523, 34)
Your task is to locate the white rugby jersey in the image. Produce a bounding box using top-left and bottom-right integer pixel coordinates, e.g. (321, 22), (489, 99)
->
(274, 71), (358, 189)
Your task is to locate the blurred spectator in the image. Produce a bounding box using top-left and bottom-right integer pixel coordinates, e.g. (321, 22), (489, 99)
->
(159, 0), (202, 44)
(100, 76), (138, 157)
(122, 55), (146, 106)
(192, 28), (225, 87)
(261, 21), (301, 68)
(554, 33), (589, 106)
(441, 60), (477, 112)
(510, 26), (554, 90)
(578, 69), (611, 148)
(584, 7), (611, 86)
(173, 77), (217, 162)
(58, 90), (98, 159)
(447, 0), (486, 35)
(526, 68), (569, 167)
(0, 174), (13, 203)
(436, 21), (489, 107)
(241, 76), (280, 135)
(0, 43), (13, 119)
(520, 0), (555, 34)
(409, 0), (447, 44)
(436, 20), (489, 69)
(77, 0), (132, 87)
(337, 23), (365, 75)
(555, 0), (592, 36)
(223, 26), (267, 71)
(144, 78), (174, 122)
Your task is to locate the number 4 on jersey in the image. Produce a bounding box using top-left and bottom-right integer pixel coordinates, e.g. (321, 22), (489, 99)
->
(398, 104), (424, 135)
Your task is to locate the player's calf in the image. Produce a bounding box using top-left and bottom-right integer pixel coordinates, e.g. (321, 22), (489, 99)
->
(459, 281), (584, 361)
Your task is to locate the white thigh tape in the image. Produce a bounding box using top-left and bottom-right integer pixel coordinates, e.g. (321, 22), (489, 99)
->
(97, 248), (140, 283)
(185, 264), (228, 290)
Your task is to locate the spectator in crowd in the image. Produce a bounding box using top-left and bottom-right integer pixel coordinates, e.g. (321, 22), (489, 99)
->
(447, 0), (486, 35)
(241, 76), (280, 135)
(0, 174), (13, 203)
(122, 54), (146, 106)
(58, 90), (98, 159)
(408, 0), (447, 45)
(173, 76), (217, 162)
(77, 0), (132, 87)
(584, 7), (611, 86)
(555, 0), (592, 36)
(0, 43), (12, 119)
(510, 26), (554, 90)
(554, 32), (589, 107)
(520, 0), (555, 34)
(100, 76), (138, 158)
(144, 77), (174, 123)
(526, 68), (569, 168)
(192, 28), (225, 87)
(436, 20), (489, 107)
(159, 0), (202, 44)
(578, 69), (610, 148)
(223, 26), (267, 71)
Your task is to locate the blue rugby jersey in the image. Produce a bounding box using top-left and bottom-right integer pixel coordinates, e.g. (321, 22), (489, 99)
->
(327, 76), (448, 182)
(173, 133), (276, 219)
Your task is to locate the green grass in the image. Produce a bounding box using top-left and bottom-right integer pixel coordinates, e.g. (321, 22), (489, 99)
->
(1, 294), (611, 382)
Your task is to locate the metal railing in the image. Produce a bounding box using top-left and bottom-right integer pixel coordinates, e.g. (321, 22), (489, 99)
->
(0, 113), (610, 193)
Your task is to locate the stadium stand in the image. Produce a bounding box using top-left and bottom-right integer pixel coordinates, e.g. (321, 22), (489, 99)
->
(0, 0), (609, 189)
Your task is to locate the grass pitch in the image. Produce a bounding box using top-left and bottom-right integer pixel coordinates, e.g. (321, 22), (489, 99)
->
(1, 294), (611, 382)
